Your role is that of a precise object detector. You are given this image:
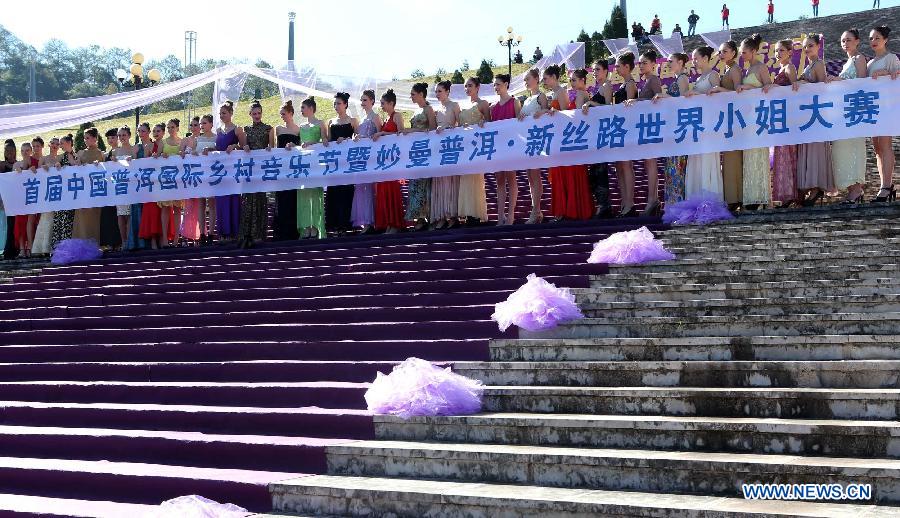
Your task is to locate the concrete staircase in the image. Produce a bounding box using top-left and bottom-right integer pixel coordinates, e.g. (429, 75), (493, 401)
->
(268, 203), (900, 517)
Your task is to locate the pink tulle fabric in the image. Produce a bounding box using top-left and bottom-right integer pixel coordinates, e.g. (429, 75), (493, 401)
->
(587, 226), (676, 265)
(365, 357), (483, 418)
(662, 192), (735, 225)
(491, 273), (585, 332)
(143, 495), (248, 518)
(51, 239), (102, 265)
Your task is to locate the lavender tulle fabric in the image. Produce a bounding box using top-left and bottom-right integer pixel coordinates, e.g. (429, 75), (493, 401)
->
(587, 226), (676, 265)
(50, 239), (101, 265)
(662, 192), (735, 226)
(491, 273), (585, 332)
(143, 495), (248, 518)
(365, 357), (483, 418)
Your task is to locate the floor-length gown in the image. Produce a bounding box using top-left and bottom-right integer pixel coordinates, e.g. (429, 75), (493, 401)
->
(741, 73), (771, 206)
(831, 55), (867, 191)
(72, 147), (104, 242)
(324, 121), (355, 232)
(404, 109), (432, 222)
(456, 104), (489, 221)
(373, 117), (405, 230)
(720, 62), (743, 205)
(275, 131), (300, 240)
(125, 143), (147, 250)
(238, 122), (272, 241)
(684, 71), (723, 200)
(49, 152), (76, 251)
(548, 98), (593, 220)
(296, 125), (326, 238)
(795, 61), (834, 194)
(430, 104), (460, 222)
(770, 68), (797, 204)
(351, 117), (377, 228)
(215, 128), (241, 238)
(663, 74), (688, 205)
(180, 135), (217, 240)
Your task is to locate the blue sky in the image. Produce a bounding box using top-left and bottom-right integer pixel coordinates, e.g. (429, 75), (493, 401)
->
(2, 0), (897, 79)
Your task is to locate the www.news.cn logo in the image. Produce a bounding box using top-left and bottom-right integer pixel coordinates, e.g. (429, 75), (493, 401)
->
(742, 483), (872, 501)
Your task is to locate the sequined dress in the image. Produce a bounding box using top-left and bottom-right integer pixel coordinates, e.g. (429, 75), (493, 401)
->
(404, 109), (432, 221)
(238, 122), (272, 241)
(831, 55), (867, 190)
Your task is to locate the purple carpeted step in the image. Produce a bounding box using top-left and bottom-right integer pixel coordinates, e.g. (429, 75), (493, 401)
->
(0, 340), (491, 363)
(0, 402), (375, 438)
(0, 381), (369, 409)
(0, 456), (297, 511)
(0, 291), (510, 321)
(0, 360), (421, 383)
(2, 305), (496, 332)
(0, 271), (594, 311)
(0, 425), (348, 473)
(0, 493), (155, 518)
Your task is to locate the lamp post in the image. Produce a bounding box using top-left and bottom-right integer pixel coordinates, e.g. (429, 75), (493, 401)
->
(498, 27), (523, 77)
(116, 53), (161, 144)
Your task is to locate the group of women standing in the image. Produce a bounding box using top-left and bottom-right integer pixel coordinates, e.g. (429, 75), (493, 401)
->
(1, 24), (898, 258)
(600, 25), (899, 215)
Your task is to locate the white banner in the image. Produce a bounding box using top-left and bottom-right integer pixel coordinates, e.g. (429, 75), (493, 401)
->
(1, 77), (896, 215)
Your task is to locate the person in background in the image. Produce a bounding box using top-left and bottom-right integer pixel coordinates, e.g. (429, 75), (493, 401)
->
(371, 90), (405, 234)
(792, 34), (833, 207)
(867, 25), (900, 203)
(874, 0), (881, 8)
(581, 60), (614, 218)
(653, 52), (690, 207)
(768, 0), (775, 24)
(673, 24), (683, 36)
(533, 47), (543, 62)
(827, 29), (868, 204)
(650, 15), (661, 35)
(431, 81), (462, 229)
(519, 68), (548, 223)
(457, 78), (491, 226)
(239, 100), (275, 248)
(687, 10), (699, 36)
(812, 0), (819, 18)
(721, 4), (730, 29)
(763, 40), (800, 208)
(1, 140), (17, 259)
(734, 34), (772, 211)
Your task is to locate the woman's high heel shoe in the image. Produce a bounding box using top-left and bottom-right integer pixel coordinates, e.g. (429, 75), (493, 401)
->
(873, 185), (897, 203)
(616, 206), (637, 218)
(640, 200), (661, 217)
(802, 189), (824, 207)
(841, 190), (865, 205)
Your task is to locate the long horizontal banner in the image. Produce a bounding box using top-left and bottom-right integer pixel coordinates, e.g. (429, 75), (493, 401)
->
(1, 76), (896, 215)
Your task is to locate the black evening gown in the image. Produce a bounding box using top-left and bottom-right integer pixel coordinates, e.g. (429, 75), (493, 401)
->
(274, 132), (300, 240)
(324, 122), (355, 232)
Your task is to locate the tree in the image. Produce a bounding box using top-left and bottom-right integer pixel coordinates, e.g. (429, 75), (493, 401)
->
(475, 59), (494, 85)
(577, 29), (594, 68)
(451, 69), (465, 84)
(434, 74), (442, 84)
(410, 68), (425, 79)
(602, 5), (628, 39)
(461, 59), (470, 71)
(435, 67), (447, 76)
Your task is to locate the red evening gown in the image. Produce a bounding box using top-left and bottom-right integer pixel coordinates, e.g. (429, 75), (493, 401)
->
(374, 116), (405, 230)
(548, 99), (594, 220)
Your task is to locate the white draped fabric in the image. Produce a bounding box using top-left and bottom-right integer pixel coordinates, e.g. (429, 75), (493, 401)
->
(648, 34), (685, 58)
(700, 30), (733, 50)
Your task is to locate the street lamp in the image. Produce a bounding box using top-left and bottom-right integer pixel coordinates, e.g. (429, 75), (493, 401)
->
(117, 52), (161, 143)
(498, 27), (523, 77)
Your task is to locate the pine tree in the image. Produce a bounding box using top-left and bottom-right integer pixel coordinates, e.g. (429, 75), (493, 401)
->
(602, 5), (628, 39)
(475, 60), (494, 85)
(577, 29), (594, 68)
(451, 70), (465, 84)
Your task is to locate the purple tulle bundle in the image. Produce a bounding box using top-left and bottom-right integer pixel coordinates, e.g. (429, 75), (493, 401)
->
(491, 273), (584, 332)
(143, 495), (248, 518)
(51, 239), (102, 265)
(365, 358), (483, 418)
(662, 192), (735, 226)
(587, 226), (676, 265)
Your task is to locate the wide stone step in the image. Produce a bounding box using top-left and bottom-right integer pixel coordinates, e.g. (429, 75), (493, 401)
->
(0, 401), (374, 438)
(523, 312), (900, 338)
(579, 293), (900, 318)
(375, 413), (900, 458)
(0, 360), (405, 383)
(597, 265), (895, 287)
(0, 456), (297, 512)
(325, 440), (900, 504)
(658, 227), (896, 247)
(452, 360), (900, 389)
(658, 213), (900, 237)
(268, 474), (893, 517)
(482, 386), (900, 420)
(579, 278), (900, 302)
(0, 425), (343, 472)
(488, 336), (900, 362)
(0, 381), (369, 409)
(606, 252), (899, 275)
